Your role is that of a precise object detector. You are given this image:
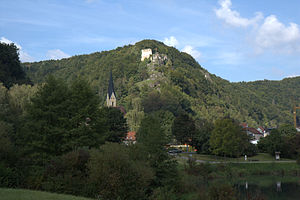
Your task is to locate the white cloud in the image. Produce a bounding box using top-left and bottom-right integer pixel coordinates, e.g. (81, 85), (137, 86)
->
(0, 37), (21, 49)
(255, 15), (300, 54)
(214, 0), (300, 55)
(46, 49), (70, 60)
(215, 0), (263, 27)
(182, 45), (201, 59)
(163, 36), (179, 47)
(0, 37), (34, 62)
(286, 75), (300, 78)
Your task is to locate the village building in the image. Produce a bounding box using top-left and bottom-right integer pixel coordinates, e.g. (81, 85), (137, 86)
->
(124, 131), (136, 145)
(240, 123), (264, 144)
(246, 127), (264, 144)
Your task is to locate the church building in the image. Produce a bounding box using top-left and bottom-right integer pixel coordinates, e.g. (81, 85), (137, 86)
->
(106, 71), (117, 107)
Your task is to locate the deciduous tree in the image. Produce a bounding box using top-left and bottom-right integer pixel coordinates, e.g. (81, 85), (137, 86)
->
(210, 118), (250, 157)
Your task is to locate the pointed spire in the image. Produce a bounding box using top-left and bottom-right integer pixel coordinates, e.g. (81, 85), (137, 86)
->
(108, 70), (116, 99)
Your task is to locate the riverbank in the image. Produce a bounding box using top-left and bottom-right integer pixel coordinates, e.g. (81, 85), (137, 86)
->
(178, 157), (300, 178)
(179, 153), (295, 162)
(178, 160), (300, 199)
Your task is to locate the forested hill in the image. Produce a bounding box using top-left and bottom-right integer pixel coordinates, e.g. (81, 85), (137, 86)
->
(23, 40), (300, 129)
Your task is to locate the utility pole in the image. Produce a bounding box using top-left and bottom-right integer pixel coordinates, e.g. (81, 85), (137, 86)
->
(294, 106), (300, 128)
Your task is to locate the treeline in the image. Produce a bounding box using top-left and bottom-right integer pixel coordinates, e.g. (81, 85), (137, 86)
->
(0, 76), (179, 199)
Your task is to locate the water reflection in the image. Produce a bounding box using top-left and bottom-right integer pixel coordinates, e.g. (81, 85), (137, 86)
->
(235, 177), (300, 200)
(276, 181), (281, 192)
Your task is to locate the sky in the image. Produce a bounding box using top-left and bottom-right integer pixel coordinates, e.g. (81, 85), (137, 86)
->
(1, 0), (300, 82)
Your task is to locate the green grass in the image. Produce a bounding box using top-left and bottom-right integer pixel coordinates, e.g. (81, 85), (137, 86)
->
(212, 162), (300, 178)
(180, 153), (295, 162)
(0, 188), (93, 200)
(177, 155), (300, 178)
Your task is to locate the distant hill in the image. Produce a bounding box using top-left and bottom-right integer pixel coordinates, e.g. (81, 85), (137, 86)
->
(23, 40), (300, 128)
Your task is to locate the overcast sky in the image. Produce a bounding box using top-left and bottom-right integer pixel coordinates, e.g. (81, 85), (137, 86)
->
(1, 0), (300, 82)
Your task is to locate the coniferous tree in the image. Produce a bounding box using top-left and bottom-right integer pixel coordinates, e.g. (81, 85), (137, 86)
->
(18, 76), (106, 161)
(99, 107), (128, 143)
(137, 115), (178, 188)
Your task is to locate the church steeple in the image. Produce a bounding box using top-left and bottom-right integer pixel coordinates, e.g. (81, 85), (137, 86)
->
(106, 71), (117, 107)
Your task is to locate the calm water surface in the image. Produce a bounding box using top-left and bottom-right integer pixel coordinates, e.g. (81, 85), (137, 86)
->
(234, 176), (300, 200)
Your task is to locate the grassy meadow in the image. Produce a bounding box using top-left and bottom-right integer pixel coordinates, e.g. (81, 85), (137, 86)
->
(0, 188), (93, 200)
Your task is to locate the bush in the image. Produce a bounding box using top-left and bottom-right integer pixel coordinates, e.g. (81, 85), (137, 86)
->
(0, 164), (24, 187)
(150, 187), (179, 200)
(88, 143), (154, 200)
(208, 184), (237, 200)
(244, 143), (258, 157)
(42, 149), (90, 196)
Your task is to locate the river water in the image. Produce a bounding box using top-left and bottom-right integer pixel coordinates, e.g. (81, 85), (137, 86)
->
(234, 176), (300, 200)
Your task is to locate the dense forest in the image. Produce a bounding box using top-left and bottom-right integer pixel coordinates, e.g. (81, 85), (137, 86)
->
(23, 40), (300, 129)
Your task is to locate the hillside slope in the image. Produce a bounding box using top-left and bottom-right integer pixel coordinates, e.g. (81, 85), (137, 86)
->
(23, 40), (300, 128)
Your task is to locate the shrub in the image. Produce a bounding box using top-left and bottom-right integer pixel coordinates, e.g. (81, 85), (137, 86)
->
(208, 184), (237, 200)
(42, 149), (90, 196)
(88, 143), (154, 200)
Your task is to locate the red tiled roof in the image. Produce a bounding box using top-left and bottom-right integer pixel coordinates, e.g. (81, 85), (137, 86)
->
(246, 127), (262, 135)
(126, 131), (136, 141)
(258, 126), (265, 133)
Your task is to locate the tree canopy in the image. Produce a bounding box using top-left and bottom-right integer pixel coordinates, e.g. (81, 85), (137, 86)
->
(210, 118), (250, 157)
(0, 42), (30, 88)
(18, 76), (107, 160)
(23, 39), (300, 128)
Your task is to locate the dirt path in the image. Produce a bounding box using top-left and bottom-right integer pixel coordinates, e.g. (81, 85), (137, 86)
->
(179, 156), (297, 164)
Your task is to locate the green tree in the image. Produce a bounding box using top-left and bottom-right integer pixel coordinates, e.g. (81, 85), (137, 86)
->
(125, 97), (144, 132)
(62, 79), (107, 151)
(258, 129), (286, 156)
(210, 118), (250, 157)
(0, 42), (30, 88)
(19, 76), (106, 161)
(8, 84), (38, 116)
(172, 113), (196, 145)
(99, 107), (128, 143)
(137, 115), (178, 188)
(151, 110), (175, 143)
(88, 143), (154, 200)
(193, 119), (214, 154)
(0, 121), (14, 163)
(42, 149), (90, 196)
(0, 83), (9, 121)
(278, 124), (297, 137)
